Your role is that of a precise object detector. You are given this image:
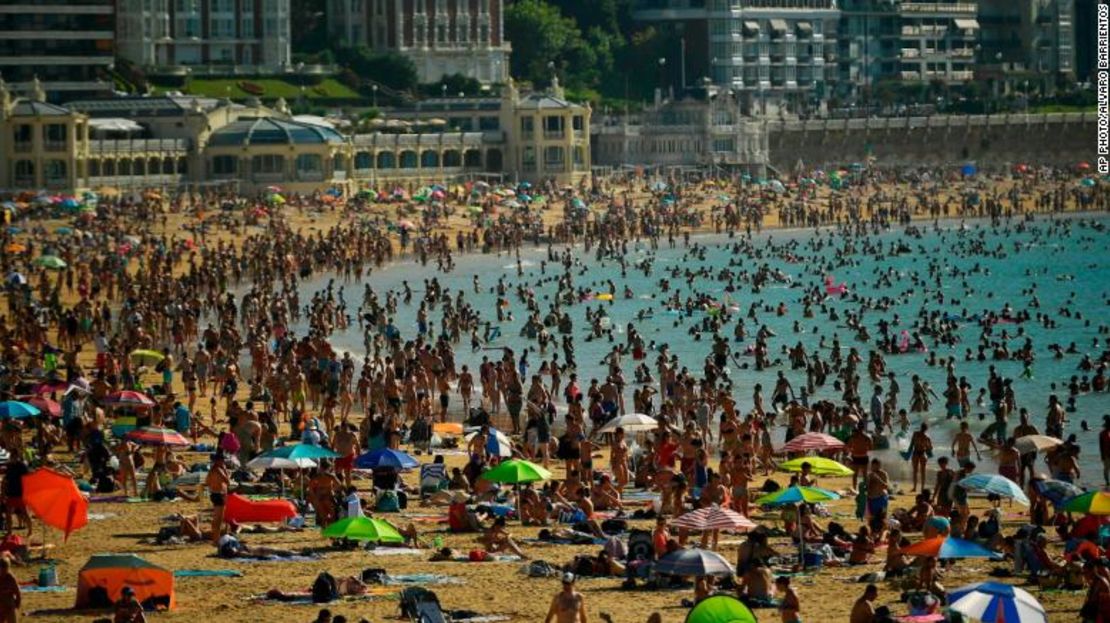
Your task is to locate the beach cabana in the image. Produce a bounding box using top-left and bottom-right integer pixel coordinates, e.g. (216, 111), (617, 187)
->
(76, 554), (174, 609)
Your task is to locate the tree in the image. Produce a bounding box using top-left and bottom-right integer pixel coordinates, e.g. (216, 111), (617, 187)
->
(506, 0), (596, 89)
(335, 47), (418, 92)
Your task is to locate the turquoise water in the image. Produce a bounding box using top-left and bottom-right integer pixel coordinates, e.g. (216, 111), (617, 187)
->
(297, 214), (1110, 483)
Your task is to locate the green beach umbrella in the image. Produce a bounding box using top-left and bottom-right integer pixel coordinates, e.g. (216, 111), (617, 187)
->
(129, 349), (165, 365)
(34, 255), (66, 270)
(480, 459), (552, 484)
(778, 457), (853, 477)
(685, 595), (757, 623)
(1061, 490), (1110, 515)
(755, 485), (840, 506)
(322, 516), (404, 543)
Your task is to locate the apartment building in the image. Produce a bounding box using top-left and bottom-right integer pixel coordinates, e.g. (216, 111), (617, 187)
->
(325, 0), (510, 83)
(116, 0), (292, 72)
(0, 0), (115, 101)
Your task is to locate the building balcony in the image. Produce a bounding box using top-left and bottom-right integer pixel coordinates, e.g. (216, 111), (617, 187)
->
(543, 130), (566, 140)
(898, 3), (976, 15)
(43, 141), (67, 152)
(13, 142), (32, 154)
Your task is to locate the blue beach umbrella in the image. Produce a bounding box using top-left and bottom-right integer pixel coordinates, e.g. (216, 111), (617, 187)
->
(354, 447), (419, 470)
(957, 474), (1029, 505)
(1032, 479), (1084, 508)
(961, 163), (977, 176)
(0, 401), (40, 419)
(654, 548), (735, 577)
(901, 536), (1002, 560)
(948, 581), (1047, 623)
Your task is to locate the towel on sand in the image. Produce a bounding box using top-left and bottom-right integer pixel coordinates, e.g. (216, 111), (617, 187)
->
(174, 569), (243, 578)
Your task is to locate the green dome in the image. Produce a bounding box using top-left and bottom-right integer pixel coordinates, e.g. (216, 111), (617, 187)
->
(685, 595), (757, 623)
(208, 117), (344, 147)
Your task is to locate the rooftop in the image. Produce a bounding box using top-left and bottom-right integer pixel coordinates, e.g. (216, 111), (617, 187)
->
(207, 117), (346, 147)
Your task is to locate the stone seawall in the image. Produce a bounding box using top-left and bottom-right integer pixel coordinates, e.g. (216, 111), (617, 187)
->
(765, 113), (1096, 170)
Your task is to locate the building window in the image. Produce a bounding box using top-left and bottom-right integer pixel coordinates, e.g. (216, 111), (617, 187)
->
(399, 150), (418, 168)
(13, 160), (34, 185)
(522, 146), (535, 170)
(479, 116), (500, 131)
(573, 146), (584, 166)
(212, 155), (237, 175)
(543, 146), (563, 165)
(295, 154), (323, 173)
(44, 160), (67, 182)
(543, 116), (564, 138)
(252, 154), (285, 174)
(521, 116), (534, 137)
(572, 115), (583, 131)
(354, 152), (372, 169)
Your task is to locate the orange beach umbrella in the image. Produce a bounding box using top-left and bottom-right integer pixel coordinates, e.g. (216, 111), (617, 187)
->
(23, 468), (88, 540)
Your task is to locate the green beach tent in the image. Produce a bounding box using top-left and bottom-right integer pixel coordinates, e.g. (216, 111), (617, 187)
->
(685, 595), (757, 623)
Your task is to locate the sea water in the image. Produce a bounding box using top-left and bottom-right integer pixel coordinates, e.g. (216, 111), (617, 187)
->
(295, 214), (1110, 485)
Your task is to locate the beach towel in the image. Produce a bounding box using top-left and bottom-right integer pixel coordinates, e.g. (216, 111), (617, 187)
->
(174, 569), (243, 578)
(365, 547), (425, 556)
(383, 573), (461, 586)
(234, 554), (321, 563)
(19, 585), (69, 593)
(449, 554), (521, 563)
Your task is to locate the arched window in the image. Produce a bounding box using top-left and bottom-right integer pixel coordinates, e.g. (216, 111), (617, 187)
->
(376, 152), (395, 169)
(399, 150), (418, 169)
(354, 152), (373, 170)
(420, 150), (439, 168)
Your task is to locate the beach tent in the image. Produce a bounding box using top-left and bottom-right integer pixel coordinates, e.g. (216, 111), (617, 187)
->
(76, 554), (174, 609)
(223, 494), (297, 524)
(685, 595), (758, 623)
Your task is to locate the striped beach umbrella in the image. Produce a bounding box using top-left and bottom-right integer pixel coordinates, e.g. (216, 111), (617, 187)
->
(947, 581), (1047, 623)
(672, 506), (756, 533)
(1061, 490), (1110, 515)
(755, 485), (840, 506)
(1032, 479), (1084, 508)
(778, 432), (845, 454)
(103, 391), (156, 408)
(125, 427), (190, 447)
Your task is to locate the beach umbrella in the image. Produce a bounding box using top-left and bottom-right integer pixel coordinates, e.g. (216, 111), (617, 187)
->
(23, 468), (88, 540)
(0, 400), (40, 419)
(129, 349), (165, 365)
(464, 427), (512, 458)
(5, 243), (26, 254)
(261, 444), (340, 462)
(103, 390), (155, 408)
(246, 455), (315, 471)
(778, 432), (845, 454)
(34, 255), (66, 270)
(31, 379), (69, 394)
(1015, 435), (1062, 454)
(957, 474), (1029, 505)
(1032, 479), (1084, 508)
(755, 485), (840, 506)
(900, 537), (1002, 560)
(397, 219), (415, 229)
(480, 459), (552, 484)
(685, 595), (757, 623)
(672, 505), (756, 533)
(5, 272), (26, 286)
(27, 398), (61, 418)
(1061, 490), (1110, 515)
(596, 413), (659, 434)
(778, 457), (853, 477)
(125, 427), (190, 447)
(654, 548), (735, 577)
(355, 447), (419, 470)
(947, 581), (1047, 623)
(76, 554), (174, 610)
(322, 516), (404, 543)
(649, 181), (668, 192)
(961, 163), (977, 176)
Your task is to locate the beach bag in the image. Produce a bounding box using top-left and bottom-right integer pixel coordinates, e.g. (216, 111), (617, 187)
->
(311, 571), (339, 603)
(627, 529), (654, 561)
(604, 536), (628, 560)
(361, 567), (388, 584)
(376, 490), (400, 512)
(527, 560), (556, 578)
(601, 518), (628, 535)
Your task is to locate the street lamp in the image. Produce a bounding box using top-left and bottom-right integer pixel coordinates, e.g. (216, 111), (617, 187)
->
(658, 57), (667, 95)
(372, 84), (378, 108)
(442, 83), (447, 98)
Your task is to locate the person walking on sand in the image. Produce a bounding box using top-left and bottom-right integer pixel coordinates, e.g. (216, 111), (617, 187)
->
(0, 558), (21, 623)
(205, 454), (230, 542)
(545, 573), (587, 623)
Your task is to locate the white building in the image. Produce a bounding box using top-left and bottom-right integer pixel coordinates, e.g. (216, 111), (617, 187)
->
(0, 0), (115, 101)
(116, 0), (292, 73)
(897, 1), (979, 84)
(326, 0), (510, 84)
(634, 0), (840, 117)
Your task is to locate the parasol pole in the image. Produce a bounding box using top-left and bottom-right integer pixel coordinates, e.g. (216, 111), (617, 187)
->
(797, 502), (806, 570)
